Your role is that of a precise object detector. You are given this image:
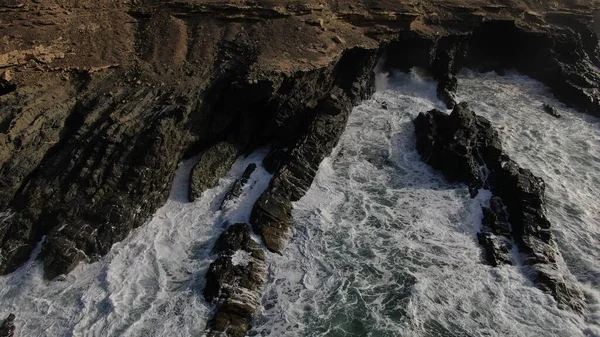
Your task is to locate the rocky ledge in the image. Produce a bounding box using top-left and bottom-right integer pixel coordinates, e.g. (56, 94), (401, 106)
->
(414, 102), (586, 313)
(1, 0), (599, 335)
(204, 223), (267, 337)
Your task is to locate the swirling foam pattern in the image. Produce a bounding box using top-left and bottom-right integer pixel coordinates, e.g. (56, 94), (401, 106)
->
(1, 71), (599, 337)
(249, 70), (600, 337)
(0, 149), (273, 336)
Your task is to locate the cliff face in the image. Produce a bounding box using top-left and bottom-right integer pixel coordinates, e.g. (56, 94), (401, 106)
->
(0, 0), (598, 283)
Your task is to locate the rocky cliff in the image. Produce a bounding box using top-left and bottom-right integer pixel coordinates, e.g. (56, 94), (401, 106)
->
(1, 0), (599, 335)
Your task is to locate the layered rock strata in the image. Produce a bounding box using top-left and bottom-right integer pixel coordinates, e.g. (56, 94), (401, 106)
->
(204, 223), (267, 337)
(414, 102), (586, 313)
(1, 0), (598, 281)
(189, 141), (240, 202)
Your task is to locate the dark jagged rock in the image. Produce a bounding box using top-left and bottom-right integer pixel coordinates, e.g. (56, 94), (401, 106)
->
(251, 88), (365, 253)
(219, 163), (257, 209)
(477, 232), (513, 267)
(482, 196), (511, 237)
(414, 102), (585, 312)
(204, 223), (266, 337)
(190, 142), (240, 202)
(250, 181), (294, 254)
(1, 0), (599, 282)
(414, 103), (502, 196)
(0, 314), (15, 337)
(262, 148), (287, 174)
(251, 47), (378, 254)
(543, 104), (562, 118)
(437, 75), (458, 109)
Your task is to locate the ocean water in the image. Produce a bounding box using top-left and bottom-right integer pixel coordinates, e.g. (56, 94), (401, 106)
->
(249, 70), (600, 337)
(0, 149), (273, 336)
(0, 70), (599, 337)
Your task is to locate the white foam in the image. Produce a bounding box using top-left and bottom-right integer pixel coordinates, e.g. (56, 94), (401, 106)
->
(1, 69), (599, 337)
(231, 250), (253, 267)
(456, 70), (600, 333)
(0, 147), (273, 336)
(249, 69), (598, 337)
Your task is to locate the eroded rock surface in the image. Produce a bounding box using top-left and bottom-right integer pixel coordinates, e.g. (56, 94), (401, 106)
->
(219, 163), (257, 209)
(204, 223), (267, 337)
(414, 102), (586, 312)
(0, 0), (599, 284)
(189, 142), (240, 202)
(0, 314), (15, 337)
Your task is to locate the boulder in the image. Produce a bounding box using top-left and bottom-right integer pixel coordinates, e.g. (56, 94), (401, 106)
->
(189, 142), (240, 202)
(543, 104), (561, 118)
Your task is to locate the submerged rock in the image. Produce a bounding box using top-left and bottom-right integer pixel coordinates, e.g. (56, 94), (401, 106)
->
(543, 104), (561, 118)
(189, 142), (240, 202)
(414, 102), (585, 312)
(204, 223), (267, 337)
(0, 314), (15, 337)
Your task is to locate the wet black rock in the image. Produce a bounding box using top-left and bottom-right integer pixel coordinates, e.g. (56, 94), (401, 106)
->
(482, 196), (511, 237)
(251, 48), (379, 254)
(414, 102), (585, 312)
(0, 314), (15, 337)
(414, 102), (502, 196)
(204, 223), (267, 337)
(262, 148), (287, 174)
(189, 142), (240, 202)
(437, 75), (458, 109)
(543, 104), (562, 118)
(219, 163), (257, 209)
(477, 232), (513, 267)
(251, 87), (356, 253)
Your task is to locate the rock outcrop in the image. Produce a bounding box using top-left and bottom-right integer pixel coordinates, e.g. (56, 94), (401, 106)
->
(219, 163), (257, 210)
(189, 142), (240, 202)
(251, 55), (377, 253)
(414, 102), (586, 313)
(0, 0), (598, 291)
(204, 223), (267, 337)
(0, 314), (15, 337)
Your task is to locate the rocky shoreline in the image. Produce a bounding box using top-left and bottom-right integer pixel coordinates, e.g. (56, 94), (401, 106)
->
(1, 0), (599, 335)
(414, 102), (586, 312)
